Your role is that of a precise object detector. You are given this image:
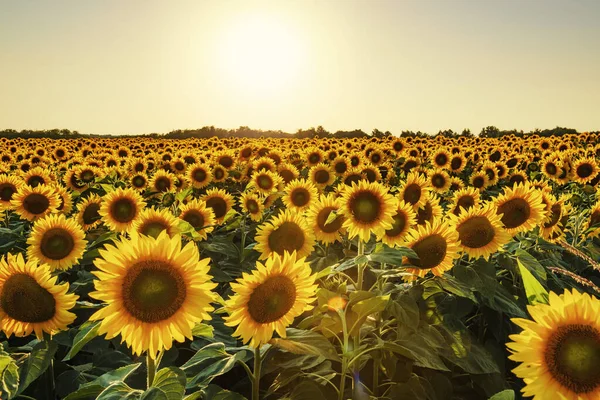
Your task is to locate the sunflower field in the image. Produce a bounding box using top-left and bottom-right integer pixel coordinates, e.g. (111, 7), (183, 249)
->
(0, 133), (599, 400)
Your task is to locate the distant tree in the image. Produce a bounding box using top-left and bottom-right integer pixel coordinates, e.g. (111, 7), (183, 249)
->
(461, 128), (473, 137)
(480, 126), (500, 138)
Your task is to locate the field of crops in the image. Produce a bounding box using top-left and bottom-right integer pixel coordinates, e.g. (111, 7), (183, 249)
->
(0, 133), (599, 400)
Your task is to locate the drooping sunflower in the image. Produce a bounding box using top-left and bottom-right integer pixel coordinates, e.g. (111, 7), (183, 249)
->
(0, 253), (77, 339)
(99, 188), (146, 233)
(131, 207), (181, 238)
(0, 174), (24, 209)
(239, 191), (265, 222)
(202, 188), (234, 224)
(11, 184), (60, 221)
(282, 179), (318, 213)
(449, 203), (511, 260)
(27, 214), (87, 271)
(398, 172), (430, 209)
(376, 200), (417, 248)
(493, 182), (547, 235)
(507, 289), (600, 400)
(254, 210), (316, 260)
(89, 232), (217, 359)
(572, 157), (598, 185)
(402, 219), (461, 280)
(305, 194), (346, 244)
(76, 194), (103, 231)
(338, 180), (398, 241)
(224, 251), (318, 348)
(179, 199), (215, 241)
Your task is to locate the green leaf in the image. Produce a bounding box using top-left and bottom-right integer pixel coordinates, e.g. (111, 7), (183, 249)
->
(515, 249), (547, 280)
(0, 351), (19, 399)
(269, 328), (340, 362)
(434, 275), (477, 302)
(63, 321), (101, 361)
(176, 187), (193, 203)
(517, 259), (549, 305)
(181, 343), (251, 388)
(101, 184), (115, 194)
(64, 363), (142, 400)
(368, 244), (418, 266)
(384, 340), (450, 371)
(489, 389), (515, 400)
(289, 380), (328, 400)
(191, 323), (214, 338)
(17, 339), (58, 395)
(97, 382), (142, 400)
(201, 385), (247, 400)
(351, 295), (390, 321)
(324, 209), (338, 226)
(140, 367), (186, 400)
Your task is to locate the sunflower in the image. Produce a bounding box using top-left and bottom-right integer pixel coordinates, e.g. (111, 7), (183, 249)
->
(376, 200), (417, 248)
(11, 184), (60, 221)
(277, 162), (300, 184)
(493, 182), (547, 235)
(332, 157), (350, 176)
(338, 180), (398, 241)
(22, 166), (52, 188)
(470, 171), (490, 191)
(449, 187), (481, 216)
(251, 170), (283, 196)
(540, 198), (571, 241)
(586, 201), (600, 238)
(99, 188), (146, 233)
(240, 192), (265, 222)
(224, 251), (318, 347)
(572, 157), (598, 185)
(415, 193), (443, 226)
(76, 194), (103, 231)
(0, 253), (77, 339)
(305, 194), (346, 244)
(130, 173), (148, 191)
(309, 163), (335, 188)
(0, 174), (23, 209)
(185, 163), (211, 189)
(449, 203), (511, 260)
(428, 169), (451, 193)
(131, 207), (180, 238)
(431, 149), (451, 169)
(27, 214), (87, 271)
(402, 219), (461, 280)
(342, 167), (364, 186)
(398, 172), (430, 209)
(507, 289), (600, 399)
(52, 184), (73, 216)
(179, 199), (215, 241)
(282, 179), (318, 213)
(202, 188), (234, 224)
(150, 170), (177, 193)
(254, 210), (315, 260)
(449, 154), (467, 173)
(89, 232), (217, 359)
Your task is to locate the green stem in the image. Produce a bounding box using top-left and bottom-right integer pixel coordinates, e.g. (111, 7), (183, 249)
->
(253, 346), (262, 400)
(43, 333), (55, 400)
(373, 356), (381, 397)
(338, 309), (350, 400)
(147, 353), (156, 388)
(356, 240), (365, 290)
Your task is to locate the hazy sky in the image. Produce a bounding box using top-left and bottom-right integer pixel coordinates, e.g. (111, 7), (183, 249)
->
(1, 0), (599, 135)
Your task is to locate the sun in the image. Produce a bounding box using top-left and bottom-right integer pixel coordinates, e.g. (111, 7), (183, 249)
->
(217, 12), (306, 96)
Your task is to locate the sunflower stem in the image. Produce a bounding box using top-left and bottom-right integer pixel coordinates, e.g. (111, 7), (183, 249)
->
(146, 353), (156, 389)
(356, 240), (365, 290)
(338, 309), (350, 400)
(253, 346), (262, 400)
(43, 333), (55, 400)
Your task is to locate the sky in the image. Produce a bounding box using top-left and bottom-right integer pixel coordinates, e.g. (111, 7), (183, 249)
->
(1, 0), (599, 136)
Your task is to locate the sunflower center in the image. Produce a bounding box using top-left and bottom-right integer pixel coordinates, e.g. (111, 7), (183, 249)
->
(0, 183), (17, 201)
(155, 177), (171, 192)
(432, 175), (446, 189)
(206, 197), (227, 219)
(545, 324), (600, 394)
(1, 273), (56, 323)
(546, 163), (557, 175)
(543, 204), (562, 228)
(315, 170), (330, 184)
(214, 168), (225, 180)
(122, 260), (186, 323)
(279, 170), (295, 184)
(416, 202), (433, 225)
(247, 275), (297, 324)
(40, 228), (75, 260)
(27, 176), (45, 187)
(140, 220), (169, 238)
(577, 164), (594, 179)
(268, 222), (305, 255)
(257, 175), (273, 190)
(111, 198), (137, 223)
(183, 210), (204, 229)
(407, 234), (447, 270)
(80, 170), (94, 182)
(385, 213), (407, 238)
(317, 207), (344, 233)
(435, 154), (448, 166)
(246, 199), (259, 213)
(451, 158), (462, 170)
(350, 191), (381, 223)
(308, 154), (320, 164)
(497, 198), (531, 229)
(82, 203), (101, 225)
(24, 193), (50, 215)
(192, 168), (207, 182)
(291, 188), (310, 207)
(590, 211), (600, 229)
(454, 196), (475, 215)
(457, 216), (496, 249)
(473, 176), (485, 188)
(403, 183), (421, 206)
(132, 176), (146, 187)
(335, 162), (347, 174)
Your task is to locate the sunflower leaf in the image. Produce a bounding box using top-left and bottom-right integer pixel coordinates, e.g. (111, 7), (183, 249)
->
(0, 351), (19, 399)
(351, 295), (390, 322)
(488, 389), (515, 400)
(324, 210), (338, 226)
(191, 323), (214, 338)
(141, 367), (186, 400)
(367, 245), (418, 266)
(517, 259), (549, 305)
(17, 339), (57, 395)
(97, 382), (142, 400)
(63, 321), (101, 361)
(63, 363), (142, 400)
(269, 329), (340, 362)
